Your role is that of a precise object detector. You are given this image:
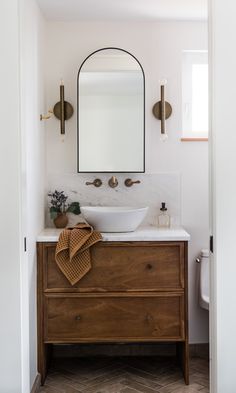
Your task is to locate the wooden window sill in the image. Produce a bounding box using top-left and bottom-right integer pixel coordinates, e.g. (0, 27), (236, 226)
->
(181, 137), (208, 142)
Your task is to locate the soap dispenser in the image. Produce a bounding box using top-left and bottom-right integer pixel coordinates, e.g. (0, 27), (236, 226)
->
(158, 202), (170, 228)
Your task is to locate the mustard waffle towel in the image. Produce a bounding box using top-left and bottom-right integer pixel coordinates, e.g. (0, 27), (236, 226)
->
(55, 223), (102, 285)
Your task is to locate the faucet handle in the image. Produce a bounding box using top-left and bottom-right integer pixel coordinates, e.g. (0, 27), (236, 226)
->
(124, 178), (141, 187)
(108, 176), (118, 188)
(85, 178), (102, 187)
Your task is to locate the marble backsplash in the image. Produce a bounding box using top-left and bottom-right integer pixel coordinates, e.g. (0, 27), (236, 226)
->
(46, 173), (181, 228)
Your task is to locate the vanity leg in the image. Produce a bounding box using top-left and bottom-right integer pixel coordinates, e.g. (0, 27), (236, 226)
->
(176, 341), (189, 385)
(38, 343), (52, 385)
(37, 243), (52, 385)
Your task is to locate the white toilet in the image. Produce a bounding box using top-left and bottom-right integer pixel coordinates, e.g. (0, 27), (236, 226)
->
(197, 249), (210, 310)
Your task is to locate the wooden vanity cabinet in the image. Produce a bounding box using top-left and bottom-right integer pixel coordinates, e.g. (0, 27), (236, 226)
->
(37, 241), (189, 384)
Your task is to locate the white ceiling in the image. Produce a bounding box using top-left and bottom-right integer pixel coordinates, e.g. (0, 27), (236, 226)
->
(36, 0), (208, 22)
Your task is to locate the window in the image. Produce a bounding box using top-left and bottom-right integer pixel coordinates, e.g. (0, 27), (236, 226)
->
(182, 50), (208, 140)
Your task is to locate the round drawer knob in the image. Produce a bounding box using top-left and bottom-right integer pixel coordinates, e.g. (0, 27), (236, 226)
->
(146, 264), (153, 270)
(75, 315), (81, 321)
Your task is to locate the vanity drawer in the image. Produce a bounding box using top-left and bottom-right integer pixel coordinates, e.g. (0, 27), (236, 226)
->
(42, 242), (185, 292)
(44, 293), (184, 342)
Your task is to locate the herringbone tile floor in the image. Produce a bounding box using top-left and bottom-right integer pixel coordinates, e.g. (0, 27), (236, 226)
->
(39, 356), (209, 393)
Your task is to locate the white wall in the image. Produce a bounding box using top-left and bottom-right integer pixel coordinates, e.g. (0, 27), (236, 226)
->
(44, 21), (209, 343)
(20, 0), (46, 390)
(0, 0), (45, 390)
(0, 1), (23, 392)
(210, 0), (236, 391)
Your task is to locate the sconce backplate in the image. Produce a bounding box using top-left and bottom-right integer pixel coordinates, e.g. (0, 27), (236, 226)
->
(53, 101), (74, 121)
(152, 101), (172, 120)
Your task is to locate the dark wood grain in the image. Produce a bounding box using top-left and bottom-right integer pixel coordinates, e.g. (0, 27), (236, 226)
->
(176, 242), (189, 384)
(45, 293), (184, 342)
(37, 243), (52, 385)
(44, 242), (185, 292)
(37, 240), (189, 385)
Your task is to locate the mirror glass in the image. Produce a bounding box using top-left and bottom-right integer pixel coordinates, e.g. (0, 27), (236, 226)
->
(77, 48), (145, 172)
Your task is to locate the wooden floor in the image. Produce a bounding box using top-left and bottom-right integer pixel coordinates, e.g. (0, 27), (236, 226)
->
(39, 355), (209, 393)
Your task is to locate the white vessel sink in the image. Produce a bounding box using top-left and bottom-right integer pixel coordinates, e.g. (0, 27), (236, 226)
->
(80, 206), (149, 233)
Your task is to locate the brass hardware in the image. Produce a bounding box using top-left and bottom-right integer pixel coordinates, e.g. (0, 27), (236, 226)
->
(40, 109), (53, 121)
(152, 100), (172, 122)
(75, 315), (81, 321)
(53, 102), (73, 122)
(108, 176), (118, 188)
(124, 178), (141, 187)
(54, 82), (73, 135)
(85, 179), (102, 187)
(40, 81), (73, 135)
(152, 81), (172, 138)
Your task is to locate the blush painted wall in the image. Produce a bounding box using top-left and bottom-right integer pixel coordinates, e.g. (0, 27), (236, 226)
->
(44, 21), (209, 343)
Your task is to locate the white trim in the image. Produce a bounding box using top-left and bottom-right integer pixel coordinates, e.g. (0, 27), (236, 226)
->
(209, 0), (236, 390)
(18, 0), (30, 390)
(208, 2), (216, 392)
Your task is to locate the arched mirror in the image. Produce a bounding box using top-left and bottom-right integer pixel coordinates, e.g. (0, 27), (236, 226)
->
(77, 48), (145, 173)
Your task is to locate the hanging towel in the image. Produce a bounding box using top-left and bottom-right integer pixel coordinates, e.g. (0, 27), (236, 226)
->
(55, 223), (102, 285)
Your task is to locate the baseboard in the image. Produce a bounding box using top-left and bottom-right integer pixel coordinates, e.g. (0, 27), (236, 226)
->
(53, 343), (176, 358)
(52, 343), (209, 360)
(189, 343), (209, 359)
(31, 374), (41, 393)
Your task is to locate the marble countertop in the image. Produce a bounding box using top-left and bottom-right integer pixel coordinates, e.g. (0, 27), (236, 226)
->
(37, 226), (190, 242)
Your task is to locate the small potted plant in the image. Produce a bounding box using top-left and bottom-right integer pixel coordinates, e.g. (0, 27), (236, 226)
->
(48, 190), (80, 228)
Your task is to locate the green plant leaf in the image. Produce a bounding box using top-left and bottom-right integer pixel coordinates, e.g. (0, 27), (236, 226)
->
(50, 206), (60, 219)
(66, 202), (81, 215)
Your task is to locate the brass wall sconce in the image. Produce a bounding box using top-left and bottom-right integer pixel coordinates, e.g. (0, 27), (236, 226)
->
(152, 79), (172, 141)
(40, 80), (74, 134)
